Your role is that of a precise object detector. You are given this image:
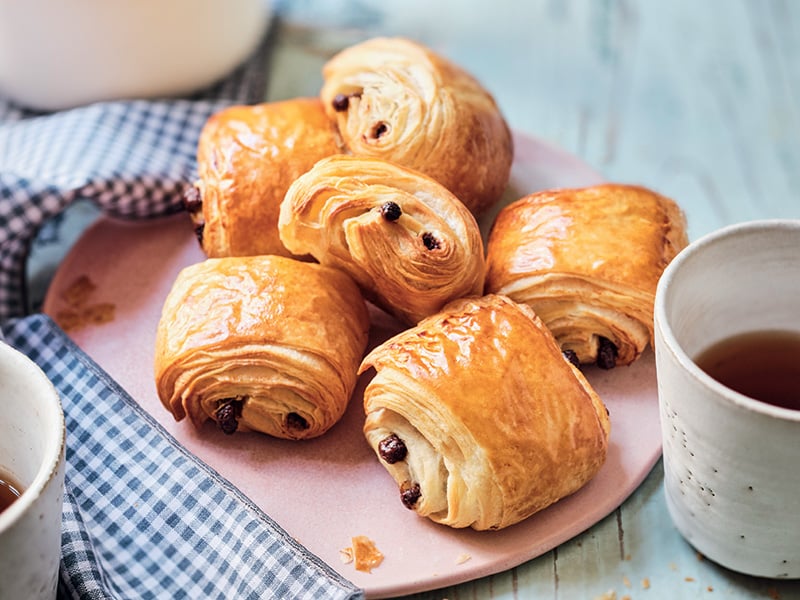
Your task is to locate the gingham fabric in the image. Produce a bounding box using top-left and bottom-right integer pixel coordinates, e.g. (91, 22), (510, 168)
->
(1, 314), (364, 600)
(0, 28), (271, 322)
(1, 29), (364, 599)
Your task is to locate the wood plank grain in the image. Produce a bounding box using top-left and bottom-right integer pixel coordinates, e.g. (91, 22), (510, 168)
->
(267, 2), (800, 598)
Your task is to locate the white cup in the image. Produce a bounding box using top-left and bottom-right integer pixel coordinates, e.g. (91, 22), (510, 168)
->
(0, 341), (66, 600)
(654, 219), (800, 579)
(0, 0), (272, 111)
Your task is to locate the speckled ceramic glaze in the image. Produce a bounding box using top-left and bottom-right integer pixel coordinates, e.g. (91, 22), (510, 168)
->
(0, 341), (65, 600)
(654, 219), (800, 579)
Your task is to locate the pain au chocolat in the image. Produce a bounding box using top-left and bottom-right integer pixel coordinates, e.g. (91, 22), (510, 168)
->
(154, 255), (369, 439)
(184, 97), (342, 258)
(485, 184), (689, 368)
(278, 154), (485, 325)
(320, 37), (513, 217)
(359, 294), (610, 531)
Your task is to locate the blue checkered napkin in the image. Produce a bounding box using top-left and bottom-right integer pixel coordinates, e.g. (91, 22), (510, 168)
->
(1, 314), (364, 600)
(0, 30), (271, 323)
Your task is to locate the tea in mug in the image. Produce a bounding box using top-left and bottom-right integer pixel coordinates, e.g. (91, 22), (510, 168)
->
(0, 470), (23, 514)
(695, 330), (800, 411)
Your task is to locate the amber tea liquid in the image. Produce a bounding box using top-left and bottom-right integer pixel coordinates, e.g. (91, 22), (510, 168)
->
(0, 470), (23, 514)
(695, 330), (800, 411)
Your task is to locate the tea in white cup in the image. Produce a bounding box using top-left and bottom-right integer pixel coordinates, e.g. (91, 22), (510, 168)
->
(0, 341), (65, 600)
(654, 219), (800, 579)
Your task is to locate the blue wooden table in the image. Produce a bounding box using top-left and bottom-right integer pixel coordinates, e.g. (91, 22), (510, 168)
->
(260, 2), (800, 599)
(23, 1), (800, 598)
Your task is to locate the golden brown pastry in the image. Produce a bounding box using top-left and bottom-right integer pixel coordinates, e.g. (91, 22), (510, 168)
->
(154, 255), (369, 439)
(485, 184), (689, 368)
(183, 97), (343, 258)
(320, 37), (513, 217)
(278, 154), (485, 325)
(359, 294), (610, 531)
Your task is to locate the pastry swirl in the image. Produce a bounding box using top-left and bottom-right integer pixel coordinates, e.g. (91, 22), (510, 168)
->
(154, 255), (369, 439)
(485, 184), (688, 368)
(185, 97), (342, 258)
(320, 36), (513, 217)
(359, 294), (610, 530)
(278, 154), (485, 325)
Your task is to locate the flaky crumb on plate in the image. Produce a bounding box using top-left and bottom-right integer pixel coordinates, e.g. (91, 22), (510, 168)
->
(340, 535), (384, 573)
(55, 274), (115, 331)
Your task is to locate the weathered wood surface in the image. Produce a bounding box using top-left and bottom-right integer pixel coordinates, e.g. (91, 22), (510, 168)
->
(267, 2), (800, 598)
(21, 1), (799, 598)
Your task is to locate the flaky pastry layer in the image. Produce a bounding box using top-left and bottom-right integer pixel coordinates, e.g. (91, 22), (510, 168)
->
(188, 98), (343, 258)
(279, 154), (485, 325)
(154, 255), (369, 439)
(485, 184), (688, 367)
(320, 37), (513, 217)
(359, 294), (610, 530)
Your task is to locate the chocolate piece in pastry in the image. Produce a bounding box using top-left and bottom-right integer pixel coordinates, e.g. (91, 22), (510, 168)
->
(320, 36), (513, 217)
(359, 294), (610, 531)
(154, 255), (369, 439)
(184, 97), (342, 258)
(485, 184), (689, 368)
(278, 154), (485, 325)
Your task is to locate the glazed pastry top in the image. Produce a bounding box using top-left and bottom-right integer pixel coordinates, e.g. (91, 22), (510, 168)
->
(320, 37), (513, 216)
(194, 97), (342, 258)
(486, 184), (688, 295)
(360, 294), (610, 530)
(279, 154), (485, 324)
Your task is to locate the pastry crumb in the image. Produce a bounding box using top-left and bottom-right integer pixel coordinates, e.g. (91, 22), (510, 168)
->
(55, 275), (115, 331)
(593, 591), (616, 600)
(341, 535), (384, 573)
(84, 302), (115, 324)
(622, 575), (631, 588)
(455, 553), (471, 565)
(642, 577), (650, 589)
(61, 274), (96, 307)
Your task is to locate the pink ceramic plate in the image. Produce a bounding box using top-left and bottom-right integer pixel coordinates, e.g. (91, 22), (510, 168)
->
(43, 131), (661, 598)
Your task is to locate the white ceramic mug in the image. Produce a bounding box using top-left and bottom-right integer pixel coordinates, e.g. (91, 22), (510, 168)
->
(0, 341), (66, 600)
(654, 219), (800, 579)
(0, 0), (272, 111)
